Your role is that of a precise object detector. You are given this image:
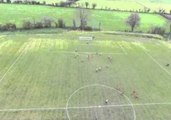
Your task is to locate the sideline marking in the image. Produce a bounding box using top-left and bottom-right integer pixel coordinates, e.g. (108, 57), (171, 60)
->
(0, 102), (171, 112)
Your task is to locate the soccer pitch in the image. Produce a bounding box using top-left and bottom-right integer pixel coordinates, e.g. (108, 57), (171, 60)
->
(0, 31), (171, 120)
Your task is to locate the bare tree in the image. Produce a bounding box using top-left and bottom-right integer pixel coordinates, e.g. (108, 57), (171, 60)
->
(126, 13), (140, 32)
(77, 7), (90, 30)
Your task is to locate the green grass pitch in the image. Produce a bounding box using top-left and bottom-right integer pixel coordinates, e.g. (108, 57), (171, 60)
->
(0, 30), (171, 120)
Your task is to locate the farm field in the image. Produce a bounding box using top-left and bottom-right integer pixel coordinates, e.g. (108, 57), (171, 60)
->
(0, 4), (167, 32)
(76, 0), (171, 12)
(0, 30), (171, 120)
(4, 0), (171, 13)
(8, 0), (171, 13)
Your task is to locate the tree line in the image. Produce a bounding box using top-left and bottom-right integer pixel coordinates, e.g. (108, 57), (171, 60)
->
(0, 8), (167, 36)
(0, 8), (96, 31)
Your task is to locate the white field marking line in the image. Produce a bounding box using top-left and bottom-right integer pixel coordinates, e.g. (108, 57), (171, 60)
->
(141, 48), (171, 76)
(117, 42), (127, 55)
(56, 51), (124, 55)
(0, 44), (28, 83)
(80, 44), (98, 46)
(0, 102), (171, 112)
(0, 107), (65, 112)
(69, 102), (171, 109)
(65, 84), (136, 120)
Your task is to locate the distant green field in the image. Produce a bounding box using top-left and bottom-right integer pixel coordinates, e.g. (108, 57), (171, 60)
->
(139, 0), (171, 3)
(8, 0), (171, 13)
(0, 4), (167, 32)
(76, 0), (171, 13)
(0, 30), (171, 120)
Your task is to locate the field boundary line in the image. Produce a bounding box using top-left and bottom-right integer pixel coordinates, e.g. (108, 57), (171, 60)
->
(0, 43), (28, 83)
(141, 48), (171, 76)
(117, 43), (127, 55)
(0, 102), (171, 112)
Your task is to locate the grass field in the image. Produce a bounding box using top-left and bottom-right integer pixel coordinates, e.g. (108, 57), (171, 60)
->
(6, 0), (171, 13)
(76, 0), (171, 13)
(12, 0), (171, 13)
(0, 30), (171, 120)
(0, 4), (167, 32)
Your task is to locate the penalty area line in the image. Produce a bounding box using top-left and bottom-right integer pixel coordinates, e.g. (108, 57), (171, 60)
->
(0, 102), (171, 112)
(0, 44), (28, 83)
(117, 43), (127, 55)
(141, 48), (171, 76)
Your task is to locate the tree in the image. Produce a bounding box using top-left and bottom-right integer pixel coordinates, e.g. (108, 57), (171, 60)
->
(126, 13), (140, 32)
(22, 20), (33, 29)
(58, 19), (65, 28)
(92, 3), (97, 9)
(42, 17), (54, 28)
(85, 2), (89, 8)
(42, 1), (46, 5)
(169, 23), (171, 40)
(59, 1), (67, 7)
(73, 19), (76, 29)
(99, 22), (101, 31)
(167, 20), (171, 40)
(77, 7), (90, 30)
(7, 0), (11, 3)
(149, 26), (165, 35)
